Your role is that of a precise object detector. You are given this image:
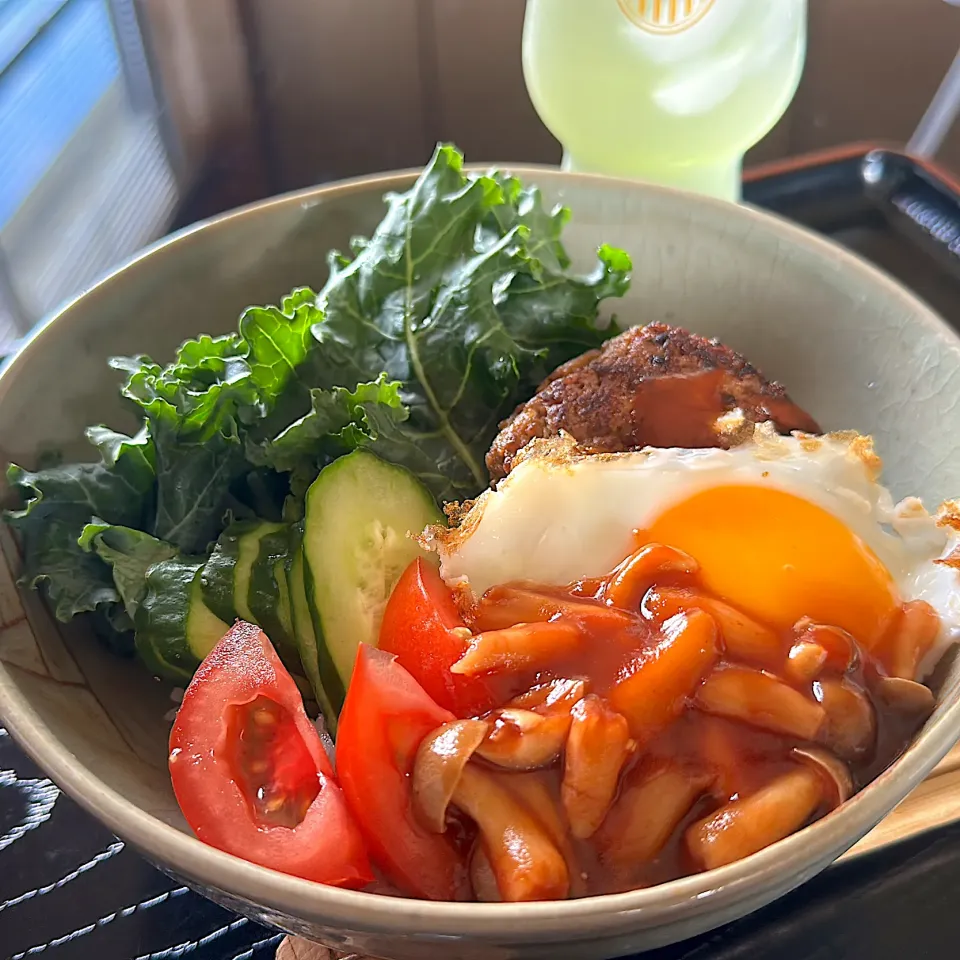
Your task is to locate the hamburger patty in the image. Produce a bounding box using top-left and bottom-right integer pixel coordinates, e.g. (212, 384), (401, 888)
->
(487, 323), (820, 482)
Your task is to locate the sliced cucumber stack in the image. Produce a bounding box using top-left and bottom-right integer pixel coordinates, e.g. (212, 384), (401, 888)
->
(302, 450), (442, 704)
(136, 557), (230, 684)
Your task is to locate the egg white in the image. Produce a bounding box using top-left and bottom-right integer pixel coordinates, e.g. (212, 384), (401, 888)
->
(434, 426), (960, 678)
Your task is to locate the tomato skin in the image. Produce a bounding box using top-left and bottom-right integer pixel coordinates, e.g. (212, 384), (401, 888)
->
(379, 558), (497, 717)
(169, 621), (373, 888)
(336, 643), (470, 901)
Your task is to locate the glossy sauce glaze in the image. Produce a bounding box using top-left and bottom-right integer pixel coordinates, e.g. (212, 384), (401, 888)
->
(615, 368), (820, 450)
(420, 540), (939, 900)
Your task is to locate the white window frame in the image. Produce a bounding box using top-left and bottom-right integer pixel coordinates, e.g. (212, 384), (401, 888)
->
(0, 0), (186, 348)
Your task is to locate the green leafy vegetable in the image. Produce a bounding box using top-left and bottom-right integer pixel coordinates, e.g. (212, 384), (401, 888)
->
(107, 289), (320, 553)
(265, 144), (631, 500)
(239, 287), (320, 407)
(255, 375), (455, 501)
(6, 425), (156, 624)
(111, 339), (253, 553)
(79, 524), (178, 621)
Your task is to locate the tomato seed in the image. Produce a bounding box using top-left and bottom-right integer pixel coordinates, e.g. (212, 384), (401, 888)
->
(224, 695), (320, 829)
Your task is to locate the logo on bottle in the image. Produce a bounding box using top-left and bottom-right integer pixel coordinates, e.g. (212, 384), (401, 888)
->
(617, 0), (716, 34)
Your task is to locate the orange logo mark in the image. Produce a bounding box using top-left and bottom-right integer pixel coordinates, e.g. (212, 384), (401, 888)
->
(617, 0), (717, 34)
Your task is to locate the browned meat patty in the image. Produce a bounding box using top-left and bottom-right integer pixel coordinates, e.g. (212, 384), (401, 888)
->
(487, 323), (820, 482)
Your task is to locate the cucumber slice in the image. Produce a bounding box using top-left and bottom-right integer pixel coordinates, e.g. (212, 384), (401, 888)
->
(287, 523), (339, 733)
(302, 450), (442, 698)
(275, 558), (293, 638)
(136, 557), (230, 683)
(248, 525), (298, 660)
(201, 520), (283, 624)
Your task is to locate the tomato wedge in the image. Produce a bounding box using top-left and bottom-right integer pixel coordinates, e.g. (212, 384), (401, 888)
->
(336, 643), (470, 901)
(379, 558), (498, 717)
(169, 621), (372, 888)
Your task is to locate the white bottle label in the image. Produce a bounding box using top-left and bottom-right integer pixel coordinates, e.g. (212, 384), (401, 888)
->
(616, 0), (716, 34)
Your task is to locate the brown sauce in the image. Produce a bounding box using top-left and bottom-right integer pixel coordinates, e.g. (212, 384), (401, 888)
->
(574, 368), (818, 453)
(443, 546), (933, 899)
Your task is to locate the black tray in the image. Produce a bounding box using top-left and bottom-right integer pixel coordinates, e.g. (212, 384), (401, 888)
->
(744, 144), (960, 330)
(5, 145), (960, 960)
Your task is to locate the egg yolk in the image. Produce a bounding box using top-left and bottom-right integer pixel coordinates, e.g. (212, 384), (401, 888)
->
(646, 484), (899, 648)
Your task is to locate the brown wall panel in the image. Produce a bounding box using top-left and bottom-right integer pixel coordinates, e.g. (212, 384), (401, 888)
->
(236, 0), (960, 186)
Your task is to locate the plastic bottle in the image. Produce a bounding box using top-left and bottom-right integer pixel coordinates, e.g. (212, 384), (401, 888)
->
(522, 0), (807, 201)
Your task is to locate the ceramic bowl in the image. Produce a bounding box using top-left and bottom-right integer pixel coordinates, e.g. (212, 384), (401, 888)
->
(1, 168), (960, 960)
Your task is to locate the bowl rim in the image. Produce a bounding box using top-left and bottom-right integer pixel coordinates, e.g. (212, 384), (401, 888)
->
(2, 164), (960, 942)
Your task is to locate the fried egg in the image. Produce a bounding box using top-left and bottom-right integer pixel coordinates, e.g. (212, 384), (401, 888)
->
(433, 425), (960, 678)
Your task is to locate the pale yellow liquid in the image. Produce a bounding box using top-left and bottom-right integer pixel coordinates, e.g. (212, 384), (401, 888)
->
(522, 0), (807, 200)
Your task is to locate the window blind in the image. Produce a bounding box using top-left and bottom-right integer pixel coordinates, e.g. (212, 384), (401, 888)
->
(0, 0), (180, 351)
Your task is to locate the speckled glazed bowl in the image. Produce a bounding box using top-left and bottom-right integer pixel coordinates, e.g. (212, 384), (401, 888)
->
(1, 168), (960, 960)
